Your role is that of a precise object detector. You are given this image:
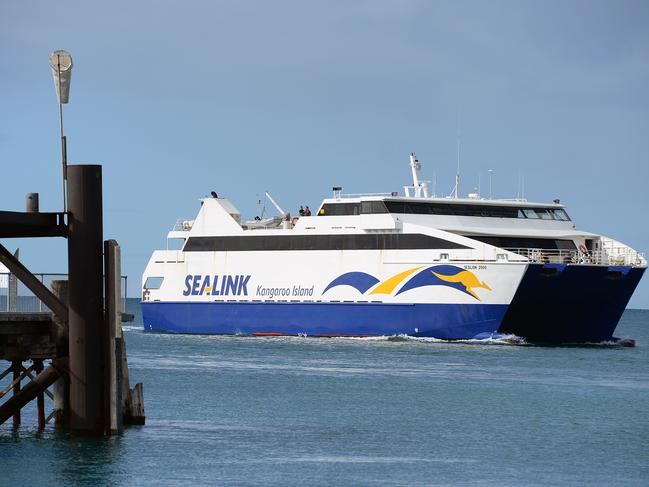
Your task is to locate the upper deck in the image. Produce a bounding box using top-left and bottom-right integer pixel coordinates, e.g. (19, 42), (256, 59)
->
(316, 194), (571, 225)
(160, 152), (645, 268)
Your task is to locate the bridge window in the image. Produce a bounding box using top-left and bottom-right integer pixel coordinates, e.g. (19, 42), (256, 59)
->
(361, 201), (388, 214)
(318, 203), (361, 216)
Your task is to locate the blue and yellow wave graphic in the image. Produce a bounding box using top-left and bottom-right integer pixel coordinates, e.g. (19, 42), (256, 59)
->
(323, 265), (491, 301)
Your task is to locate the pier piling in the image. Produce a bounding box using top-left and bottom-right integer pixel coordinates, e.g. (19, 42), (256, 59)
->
(66, 164), (106, 435)
(12, 361), (21, 427)
(33, 359), (45, 429)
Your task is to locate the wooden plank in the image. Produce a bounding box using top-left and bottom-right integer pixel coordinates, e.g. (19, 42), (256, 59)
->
(45, 409), (56, 424)
(0, 366), (32, 400)
(0, 358), (67, 426)
(0, 365), (12, 382)
(123, 383), (145, 425)
(0, 244), (68, 325)
(21, 366), (54, 400)
(0, 344), (57, 361)
(0, 312), (53, 322)
(105, 240), (123, 435)
(0, 319), (54, 336)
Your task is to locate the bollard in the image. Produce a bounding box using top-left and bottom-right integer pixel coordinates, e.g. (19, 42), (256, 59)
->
(26, 193), (39, 213)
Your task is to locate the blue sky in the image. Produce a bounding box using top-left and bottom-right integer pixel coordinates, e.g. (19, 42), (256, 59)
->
(1, 0), (648, 307)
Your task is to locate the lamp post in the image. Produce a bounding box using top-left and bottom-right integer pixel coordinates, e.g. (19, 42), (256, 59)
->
(49, 50), (73, 212)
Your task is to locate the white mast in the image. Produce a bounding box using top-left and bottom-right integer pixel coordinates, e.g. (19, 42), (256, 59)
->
(405, 153), (429, 198)
(450, 112), (461, 198)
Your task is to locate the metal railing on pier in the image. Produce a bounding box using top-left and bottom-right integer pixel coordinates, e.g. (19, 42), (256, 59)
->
(0, 273), (129, 313)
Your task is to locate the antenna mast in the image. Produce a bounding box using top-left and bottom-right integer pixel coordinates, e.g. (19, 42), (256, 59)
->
(451, 111), (461, 198)
(405, 153), (429, 198)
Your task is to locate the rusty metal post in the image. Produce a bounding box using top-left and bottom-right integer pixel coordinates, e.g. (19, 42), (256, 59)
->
(12, 360), (21, 427)
(33, 360), (46, 429)
(66, 164), (106, 435)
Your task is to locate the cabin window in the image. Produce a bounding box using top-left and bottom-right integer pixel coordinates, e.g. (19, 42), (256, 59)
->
(184, 234), (470, 252)
(553, 209), (570, 221)
(536, 209), (553, 220)
(465, 236), (577, 250)
(144, 276), (164, 289)
(361, 201), (388, 214)
(317, 200), (572, 221)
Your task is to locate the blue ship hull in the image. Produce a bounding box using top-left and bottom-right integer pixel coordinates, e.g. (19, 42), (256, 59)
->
(142, 265), (644, 342)
(498, 264), (645, 343)
(141, 301), (508, 339)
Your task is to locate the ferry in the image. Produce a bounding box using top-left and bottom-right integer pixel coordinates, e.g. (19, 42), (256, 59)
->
(141, 154), (646, 342)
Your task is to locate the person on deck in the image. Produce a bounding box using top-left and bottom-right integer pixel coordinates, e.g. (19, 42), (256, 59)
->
(304, 206), (312, 216)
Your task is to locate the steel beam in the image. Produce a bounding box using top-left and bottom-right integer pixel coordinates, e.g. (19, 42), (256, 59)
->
(0, 211), (67, 238)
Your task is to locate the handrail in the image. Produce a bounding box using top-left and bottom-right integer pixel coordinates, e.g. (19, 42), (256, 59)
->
(337, 192), (394, 198)
(504, 247), (646, 267)
(171, 219), (194, 232)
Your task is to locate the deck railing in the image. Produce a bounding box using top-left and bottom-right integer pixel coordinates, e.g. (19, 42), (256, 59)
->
(504, 248), (646, 267)
(171, 219), (194, 232)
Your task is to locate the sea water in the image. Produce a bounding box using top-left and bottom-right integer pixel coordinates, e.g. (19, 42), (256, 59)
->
(1, 302), (648, 486)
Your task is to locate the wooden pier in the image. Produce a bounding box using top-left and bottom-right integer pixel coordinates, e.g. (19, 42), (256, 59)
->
(0, 165), (144, 435)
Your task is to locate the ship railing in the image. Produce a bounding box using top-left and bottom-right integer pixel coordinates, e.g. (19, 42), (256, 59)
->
(338, 192), (394, 198)
(0, 273), (129, 313)
(503, 248), (646, 267)
(171, 219), (194, 232)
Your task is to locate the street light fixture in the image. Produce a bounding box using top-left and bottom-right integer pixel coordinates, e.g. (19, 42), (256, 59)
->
(49, 50), (73, 211)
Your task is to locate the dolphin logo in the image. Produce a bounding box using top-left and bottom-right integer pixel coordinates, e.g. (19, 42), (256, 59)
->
(431, 270), (491, 300)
